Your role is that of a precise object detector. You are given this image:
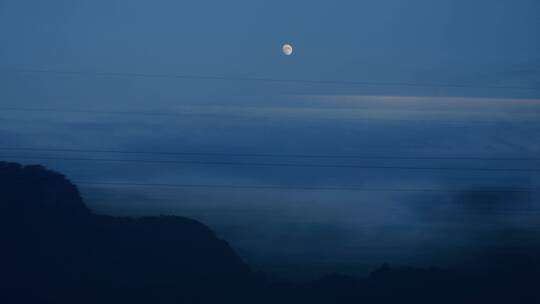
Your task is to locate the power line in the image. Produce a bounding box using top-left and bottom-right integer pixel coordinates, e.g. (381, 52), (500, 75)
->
(78, 181), (538, 193)
(1, 107), (526, 126)
(1, 147), (539, 161)
(5, 68), (540, 90)
(0, 107), (181, 117)
(3, 155), (539, 172)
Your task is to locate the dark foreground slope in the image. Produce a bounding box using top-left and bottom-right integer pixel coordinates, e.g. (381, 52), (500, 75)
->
(0, 161), (538, 304)
(0, 162), (262, 304)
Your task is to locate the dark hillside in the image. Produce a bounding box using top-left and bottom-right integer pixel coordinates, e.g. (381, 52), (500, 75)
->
(0, 162), (259, 304)
(1, 161), (538, 304)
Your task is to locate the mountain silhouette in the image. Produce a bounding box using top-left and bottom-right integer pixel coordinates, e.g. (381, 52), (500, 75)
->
(0, 161), (538, 304)
(0, 162), (263, 304)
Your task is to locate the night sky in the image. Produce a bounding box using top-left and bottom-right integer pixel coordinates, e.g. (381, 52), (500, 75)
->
(1, 0), (540, 279)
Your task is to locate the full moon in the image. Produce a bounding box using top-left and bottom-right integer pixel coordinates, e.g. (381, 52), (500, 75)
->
(282, 44), (293, 56)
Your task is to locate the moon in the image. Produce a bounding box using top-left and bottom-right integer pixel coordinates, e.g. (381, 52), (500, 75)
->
(282, 44), (293, 56)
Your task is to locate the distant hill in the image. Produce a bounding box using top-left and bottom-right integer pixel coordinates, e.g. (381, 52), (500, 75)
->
(0, 161), (538, 304)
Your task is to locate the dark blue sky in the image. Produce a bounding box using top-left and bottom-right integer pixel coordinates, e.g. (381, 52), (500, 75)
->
(1, 0), (540, 279)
